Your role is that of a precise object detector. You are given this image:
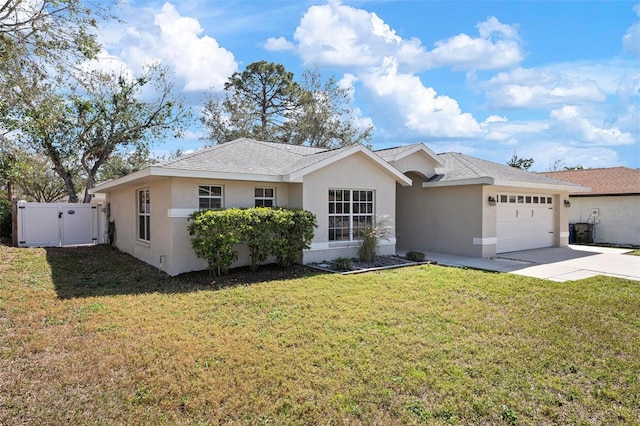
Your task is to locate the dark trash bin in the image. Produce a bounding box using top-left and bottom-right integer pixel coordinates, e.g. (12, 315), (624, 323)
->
(569, 223), (576, 244)
(574, 223), (592, 244)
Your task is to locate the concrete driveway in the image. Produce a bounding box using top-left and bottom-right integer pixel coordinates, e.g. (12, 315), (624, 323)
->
(413, 245), (640, 282)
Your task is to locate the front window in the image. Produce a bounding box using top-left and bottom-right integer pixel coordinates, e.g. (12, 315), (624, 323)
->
(199, 185), (223, 210)
(137, 188), (150, 242)
(328, 189), (374, 241)
(255, 187), (275, 207)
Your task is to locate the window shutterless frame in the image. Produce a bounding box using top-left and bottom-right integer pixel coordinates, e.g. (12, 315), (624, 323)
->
(137, 188), (150, 242)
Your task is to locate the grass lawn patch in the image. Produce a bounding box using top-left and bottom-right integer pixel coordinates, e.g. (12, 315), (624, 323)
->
(1, 244), (639, 425)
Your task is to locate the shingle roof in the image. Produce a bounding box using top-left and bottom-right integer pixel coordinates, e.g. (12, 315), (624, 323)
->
(159, 138), (326, 175)
(375, 144), (421, 160)
(540, 167), (640, 195)
(431, 152), (586, 189)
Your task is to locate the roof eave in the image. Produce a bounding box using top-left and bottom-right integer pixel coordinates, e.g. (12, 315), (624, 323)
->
(423, 177), (495, 187)
(90, 166), (284, 193)
(492, 180), (591, 192)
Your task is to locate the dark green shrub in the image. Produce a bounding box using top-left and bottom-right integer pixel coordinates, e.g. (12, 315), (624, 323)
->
(0, 195), (11, 239)
(406, 251), (425, 262)
(242, 207), (273, 272)
(188, 207), (317, 275)
(270, 208), (316, 267)
(187, 209), (243, 276)
(333, 257), (353, 271)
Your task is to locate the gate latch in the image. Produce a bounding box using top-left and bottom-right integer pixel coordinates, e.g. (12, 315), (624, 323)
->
(58, 212), (63, 219)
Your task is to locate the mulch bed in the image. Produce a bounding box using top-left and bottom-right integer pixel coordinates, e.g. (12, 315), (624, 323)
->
(309, 255), (419, 274)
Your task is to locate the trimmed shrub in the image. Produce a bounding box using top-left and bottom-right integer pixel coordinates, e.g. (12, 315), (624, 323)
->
(405, 251), (425, 262)
(270, 208), (316, 267)
(188, 207), (317, 275)
(187, 209), (243, 276)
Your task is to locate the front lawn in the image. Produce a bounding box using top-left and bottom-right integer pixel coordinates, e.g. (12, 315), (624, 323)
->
(1, 245), (638, 425)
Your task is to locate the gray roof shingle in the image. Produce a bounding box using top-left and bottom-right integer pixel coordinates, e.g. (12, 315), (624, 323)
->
(432, 152), (586, 188)
(159, 138), (327, 175)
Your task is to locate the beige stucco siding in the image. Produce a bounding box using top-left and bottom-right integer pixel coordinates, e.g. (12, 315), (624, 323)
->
(107, 178), (173, 272)
(397, 175), (485, 257)
(568, 195), (640, 246)
(389, 153), (437, 179)
(301, 152), (398, 263)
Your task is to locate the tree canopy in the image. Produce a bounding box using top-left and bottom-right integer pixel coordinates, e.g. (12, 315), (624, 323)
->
(201, 61), (372, 148)
(9, 65), (191, 202)
(507, 152), (535, 171)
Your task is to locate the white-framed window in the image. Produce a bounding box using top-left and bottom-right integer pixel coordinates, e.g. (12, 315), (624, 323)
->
(498, 194), (553, 205)
(255, 187), (275, 207)
(137, 188), (150, 242)
(199, 185), (223, 210)
(328, 189), (374, 241)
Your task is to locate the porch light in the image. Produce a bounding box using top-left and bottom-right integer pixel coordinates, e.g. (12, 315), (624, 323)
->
(488, 196), (497, 206)
(564, 200), (571, 207)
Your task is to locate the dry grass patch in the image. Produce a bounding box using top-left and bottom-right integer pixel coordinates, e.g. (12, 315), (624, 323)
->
(1, 244), (639, 425)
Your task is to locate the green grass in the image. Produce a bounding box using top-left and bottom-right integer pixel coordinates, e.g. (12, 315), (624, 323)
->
(1, 245), (639, 425)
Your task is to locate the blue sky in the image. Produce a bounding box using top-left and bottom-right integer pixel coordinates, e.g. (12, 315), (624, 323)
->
(93, 0), (639, 171)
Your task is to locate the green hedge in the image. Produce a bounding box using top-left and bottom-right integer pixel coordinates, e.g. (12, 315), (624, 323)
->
(187, 207), (317, 276)
(0, 193), (11, 238)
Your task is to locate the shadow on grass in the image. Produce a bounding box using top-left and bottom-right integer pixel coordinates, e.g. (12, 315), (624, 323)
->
(46, 245), (327, 299)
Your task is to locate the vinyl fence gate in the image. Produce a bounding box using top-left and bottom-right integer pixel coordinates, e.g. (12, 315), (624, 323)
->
(15, 202), (105, 247)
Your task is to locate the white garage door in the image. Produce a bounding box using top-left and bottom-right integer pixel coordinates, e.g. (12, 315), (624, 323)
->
(496, 194), (554, 253)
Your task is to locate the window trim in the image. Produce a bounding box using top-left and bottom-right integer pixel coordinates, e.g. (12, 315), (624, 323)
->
(254, 187), (276, 207)
(198, 184), (224, 210)
(328, 189), (375, 242)
(137, 188), (151, 242)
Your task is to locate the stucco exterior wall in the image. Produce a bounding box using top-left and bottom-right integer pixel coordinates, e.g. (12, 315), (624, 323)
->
(301, 152), (399, 263)
(396, 174), (485, 257)
(568, 195), (640, 246)
(107, 178), (173, 272)
(165, 178), (292, 276)
(388, 154), (437, 179)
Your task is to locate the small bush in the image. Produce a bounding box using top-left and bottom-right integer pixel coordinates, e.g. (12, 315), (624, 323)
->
(333, 257), (353, 271)
(405, 251), (425, 262)
(0, 195), (11, 239)
(188, 207), (317, 275)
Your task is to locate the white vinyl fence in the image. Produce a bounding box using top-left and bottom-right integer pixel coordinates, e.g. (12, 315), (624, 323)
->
(15, 201), (106, 247)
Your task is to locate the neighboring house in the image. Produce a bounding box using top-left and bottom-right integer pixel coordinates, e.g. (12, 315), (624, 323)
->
(91, 138), (411, 276)
(541, 167), (640, 247)
(92, 138), (588, 276)
(376, 145), (588, 257)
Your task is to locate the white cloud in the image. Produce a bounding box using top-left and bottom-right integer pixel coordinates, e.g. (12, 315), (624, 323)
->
(423, 17), (523, 70)
(481, 67), (605, 109)
(286, 2), (521, 72)
(264, 36), (295, 51)
(623, 4), (640, 57)
(480, 116), (550, 143)
(153, 3), (237, 91)
(527, 143), (620, 171)
(97, 2), (237, 92)
(288, 1), (401, 67)
(550, 105), (635, 146)
(361, 57), (481, 138)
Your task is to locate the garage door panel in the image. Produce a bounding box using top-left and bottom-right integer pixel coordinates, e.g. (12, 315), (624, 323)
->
(496, 195), (554, 253)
